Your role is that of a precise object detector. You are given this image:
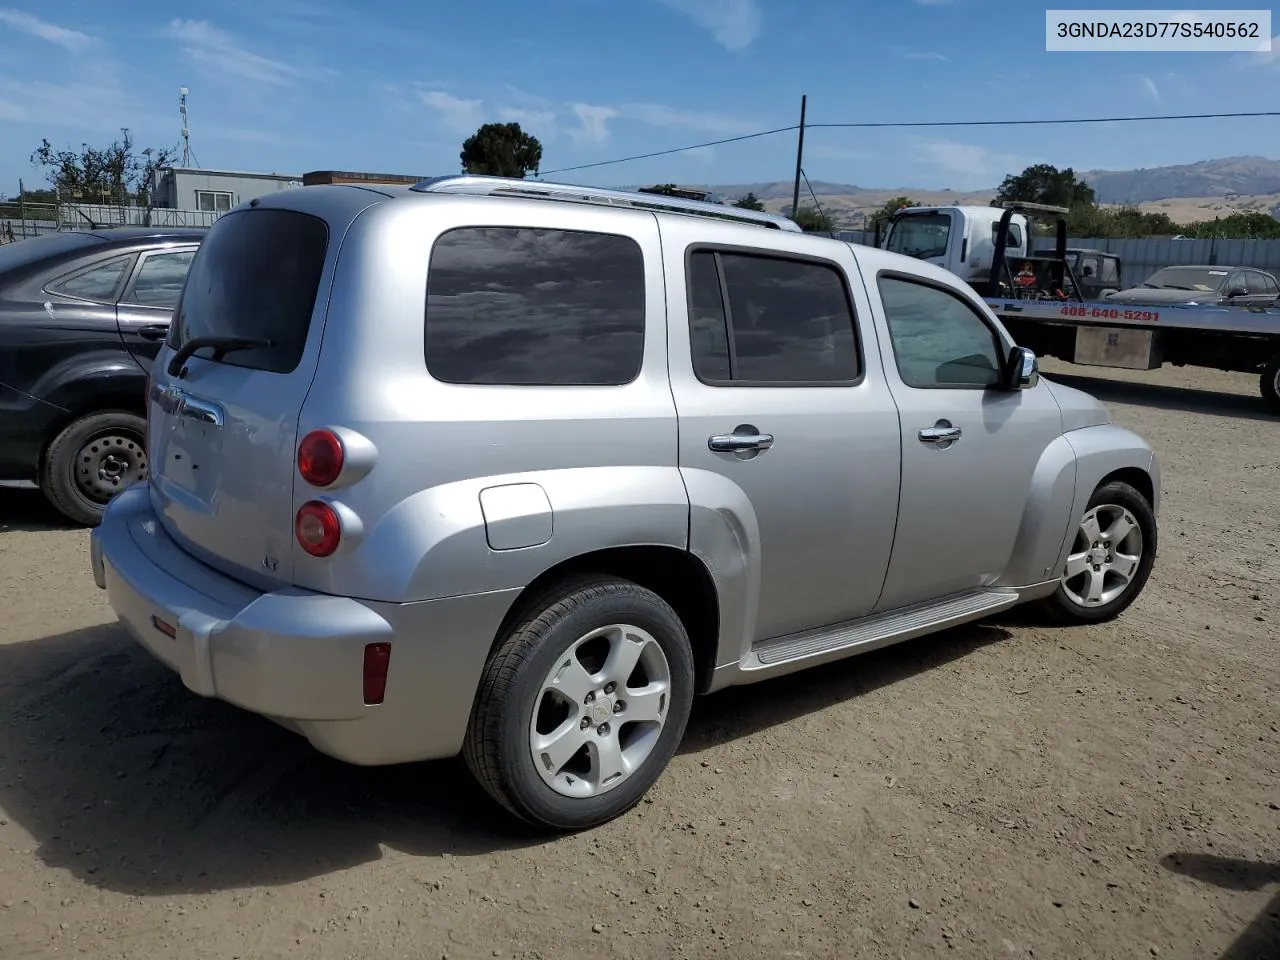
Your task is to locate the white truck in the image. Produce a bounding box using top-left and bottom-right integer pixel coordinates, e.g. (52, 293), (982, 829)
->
(878, 201), (1280, 413)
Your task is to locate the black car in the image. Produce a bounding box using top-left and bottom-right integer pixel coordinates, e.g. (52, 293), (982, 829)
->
(0, 226), (206, 525)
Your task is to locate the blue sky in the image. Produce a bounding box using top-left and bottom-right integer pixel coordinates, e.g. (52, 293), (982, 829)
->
(0, 0), (1277, 197)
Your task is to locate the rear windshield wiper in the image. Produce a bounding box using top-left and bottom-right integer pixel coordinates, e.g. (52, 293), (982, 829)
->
(167, 336), (275, 376)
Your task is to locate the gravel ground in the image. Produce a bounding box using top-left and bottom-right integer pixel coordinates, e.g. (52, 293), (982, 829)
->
(1, 360), (1277, 960)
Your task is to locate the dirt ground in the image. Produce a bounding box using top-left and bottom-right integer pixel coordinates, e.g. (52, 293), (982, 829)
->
(1, 360), (1277, 960)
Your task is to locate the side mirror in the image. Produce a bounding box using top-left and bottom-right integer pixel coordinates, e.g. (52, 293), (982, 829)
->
(1004, 345), (1039, 390)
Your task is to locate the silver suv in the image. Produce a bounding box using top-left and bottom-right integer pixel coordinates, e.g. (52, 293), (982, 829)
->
(90, 176), (1161, 832)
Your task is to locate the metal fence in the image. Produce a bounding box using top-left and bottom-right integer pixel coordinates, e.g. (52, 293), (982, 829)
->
(0, 202), (220, 243)
(834, 230), (1280, 288)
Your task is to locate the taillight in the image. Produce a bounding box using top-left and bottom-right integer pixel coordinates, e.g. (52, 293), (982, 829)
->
(363, 642), (391, 705)
(295, 500), (341, 556)
(297, 429), (344, 487)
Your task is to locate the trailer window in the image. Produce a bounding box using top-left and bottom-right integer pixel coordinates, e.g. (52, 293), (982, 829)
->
(885, 214), (949, 260)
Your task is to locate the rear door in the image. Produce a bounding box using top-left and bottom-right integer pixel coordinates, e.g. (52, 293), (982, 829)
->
(663, 221), (902, 644)
(115, 245), (199, 369)
(146, 207), (332, 591)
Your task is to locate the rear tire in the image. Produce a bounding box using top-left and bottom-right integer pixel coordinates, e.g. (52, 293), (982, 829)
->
(463, 576), (695, 832)
(1261, 353), (1280, 415)
(1037, 480), (1157, 625)
(41, 410), (148, 527)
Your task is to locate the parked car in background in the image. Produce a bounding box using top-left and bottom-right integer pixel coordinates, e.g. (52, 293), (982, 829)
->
(0, 227), (205, 525)
(91, 177), (1160, 833)
(1104, 263), (1280, 307)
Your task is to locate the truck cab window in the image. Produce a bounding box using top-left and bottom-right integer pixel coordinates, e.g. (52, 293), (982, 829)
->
(886, 214), (950, 260)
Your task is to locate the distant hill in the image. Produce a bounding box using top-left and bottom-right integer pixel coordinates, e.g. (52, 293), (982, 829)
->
(626, 156), (1280, 228)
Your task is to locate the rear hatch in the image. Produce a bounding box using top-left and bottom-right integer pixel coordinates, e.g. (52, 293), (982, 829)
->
(145, 206), (331, 591)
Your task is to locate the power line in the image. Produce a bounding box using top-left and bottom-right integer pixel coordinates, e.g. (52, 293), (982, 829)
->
(534, 110), (1280, 177)
(536, 125), (797, 176)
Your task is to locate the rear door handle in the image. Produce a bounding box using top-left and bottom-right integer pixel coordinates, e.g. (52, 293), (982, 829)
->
(138, 324), (170, 342)
(919, 425), (962, 443)
(709, 433), (774, 453)
(179, 395), (224, 427)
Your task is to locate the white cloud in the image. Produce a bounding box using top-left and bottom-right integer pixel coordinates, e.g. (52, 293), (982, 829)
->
(418, 90), (485, 133)
(496, 105), (557, 139)
(568, 103), (618, 146)
(618, 102), (756, 136)
(916, 138), (1023, 184)
(168, 19), (308, 87)
(0, 8), (95, 50)
(896, 48), (950, 61)
(659, 0), (762, 51)
(1139, 75), (1161, 103)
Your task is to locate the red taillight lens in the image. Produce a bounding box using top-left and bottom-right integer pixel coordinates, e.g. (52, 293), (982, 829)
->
(363, 642), (391, 705)
(295, 500), (341, 557)
(297, 429), (344, 487)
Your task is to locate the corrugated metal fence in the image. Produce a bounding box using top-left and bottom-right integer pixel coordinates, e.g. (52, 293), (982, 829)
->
(833, 230), (1280, 288)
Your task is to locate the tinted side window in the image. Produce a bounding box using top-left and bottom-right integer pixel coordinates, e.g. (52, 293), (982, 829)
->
(1100, 257), (1120, 283)
(425, 226), (645, 386)
(688, 251), (858, 384)
(170, 209), (328, 374)
(878, 275), (1004, 389)
(687, 251), (731, 381)
(48, 255), (133, 302)
(126, 250), (197, 309)
(1264, 274), (1279, 296)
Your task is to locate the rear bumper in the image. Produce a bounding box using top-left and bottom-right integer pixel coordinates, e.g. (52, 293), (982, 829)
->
(90, 484), (519, 765)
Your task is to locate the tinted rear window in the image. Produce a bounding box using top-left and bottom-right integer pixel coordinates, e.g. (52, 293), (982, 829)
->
(169, 209), (328, 374)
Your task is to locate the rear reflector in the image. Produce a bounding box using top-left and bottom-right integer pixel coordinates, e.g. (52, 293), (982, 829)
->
(295, 500), (341, 557)
(363, 642), (391, 705)
(151, 614), (177, 638)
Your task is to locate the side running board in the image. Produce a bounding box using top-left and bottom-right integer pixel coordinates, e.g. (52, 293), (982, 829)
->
(745, 589), (1020, 675)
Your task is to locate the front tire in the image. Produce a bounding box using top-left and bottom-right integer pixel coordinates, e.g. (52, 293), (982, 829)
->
(1039, 480), (1157, 625)
(1260, 353), (1280, 415)
(463, 577), (695, 832)
(41, 410), (148, 527)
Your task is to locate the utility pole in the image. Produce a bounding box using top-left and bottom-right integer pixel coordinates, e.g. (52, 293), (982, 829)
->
(791, 94), (807, 220)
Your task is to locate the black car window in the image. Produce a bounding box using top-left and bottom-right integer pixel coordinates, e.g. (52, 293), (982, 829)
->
(47, 255), (134, 303)
(125, 250), (197, 309)
(686, 249), (859, 384)
(169, 209), (328, 374)
(1263, 274), (1279, 296)
(425, 226), (646, 386)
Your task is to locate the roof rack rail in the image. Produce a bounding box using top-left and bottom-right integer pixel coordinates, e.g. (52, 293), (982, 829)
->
(409, 175), (804, 232)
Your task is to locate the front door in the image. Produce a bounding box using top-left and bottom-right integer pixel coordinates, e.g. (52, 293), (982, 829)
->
(115, 246), (199, 369)
(661, 221), (903, 644)
(864, 269), (1066, 611)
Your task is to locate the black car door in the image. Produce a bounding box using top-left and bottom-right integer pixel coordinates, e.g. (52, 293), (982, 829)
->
(114, 246), (199, 369)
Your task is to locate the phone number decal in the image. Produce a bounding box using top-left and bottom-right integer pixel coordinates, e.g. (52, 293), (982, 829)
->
(1059, 305), (1161, 323)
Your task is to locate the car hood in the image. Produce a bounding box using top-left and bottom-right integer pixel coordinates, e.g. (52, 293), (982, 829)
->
(1105, 287), (1220, 305)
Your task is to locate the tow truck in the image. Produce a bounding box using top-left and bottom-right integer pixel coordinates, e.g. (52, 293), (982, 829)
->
(878, 201), (1280, 413)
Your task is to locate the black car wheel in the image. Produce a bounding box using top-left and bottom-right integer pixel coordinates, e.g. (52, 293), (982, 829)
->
(42, 410), (148, 527)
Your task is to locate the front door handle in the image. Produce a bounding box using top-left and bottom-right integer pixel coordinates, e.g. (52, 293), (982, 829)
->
(178, 395), (224, 427)
(138, 323), (170, 342)
(709, 432), (774, 453)
(919, 425), (962, 444)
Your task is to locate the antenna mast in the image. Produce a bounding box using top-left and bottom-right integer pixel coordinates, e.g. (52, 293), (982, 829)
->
(179, 87), (195, 167)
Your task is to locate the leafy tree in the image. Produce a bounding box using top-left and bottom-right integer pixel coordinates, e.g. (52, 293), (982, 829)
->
(792, 205), (836, 233)
(1181, 211), (1280, 240)
(732, 191), (765, 211)
(995, 163), (1096, 209)
(868, 195), (919, 231)
(459, 122), (543, 179)
(31, 128), (175, 203)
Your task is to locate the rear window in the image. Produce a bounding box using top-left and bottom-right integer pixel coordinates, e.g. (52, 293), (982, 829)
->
(168, 209), (328, 374)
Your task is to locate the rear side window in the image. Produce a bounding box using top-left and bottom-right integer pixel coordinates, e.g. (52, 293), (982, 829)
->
(687, 249), (860, 384)
(425, 226), (645, 386)
(169, 209), (328, 374)
(126, 250), (197, 309)
(47, 255), (134, 302)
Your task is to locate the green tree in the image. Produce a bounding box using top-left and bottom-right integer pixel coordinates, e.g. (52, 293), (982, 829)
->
(868, 195), (919, 232)
(995, 163), (1096, 209)
(732, 191), (765, 211)
(792, 205), (836, 233)
(1181, 211), (1280, 240)
(31, 128), (174, 203)
(459, 122), (543, 178)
